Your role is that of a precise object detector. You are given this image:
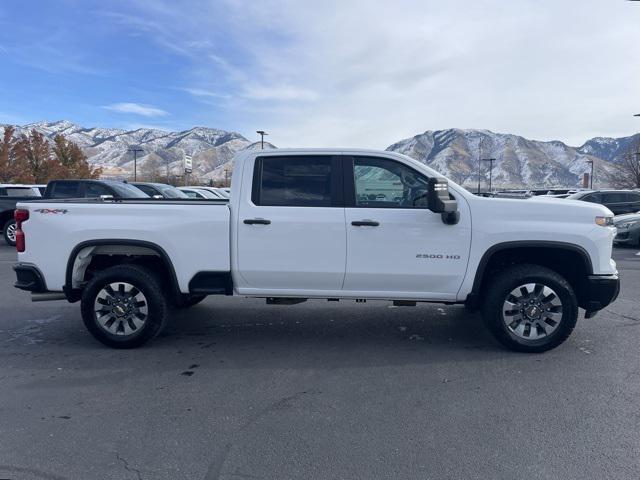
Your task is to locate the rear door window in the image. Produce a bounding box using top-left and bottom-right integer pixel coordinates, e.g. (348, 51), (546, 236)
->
(582, 193), (602, 203)
(84, 183), (112, 198)
(252, 156), (339, 207)
(602, 192), (626, 203)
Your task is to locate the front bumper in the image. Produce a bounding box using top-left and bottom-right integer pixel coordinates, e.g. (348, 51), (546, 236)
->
(583, 274), (620, 318)
(13, 263), (47, 293)
(614, 229), (639, 245)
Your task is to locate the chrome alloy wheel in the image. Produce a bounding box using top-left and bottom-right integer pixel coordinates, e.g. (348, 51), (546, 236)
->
(502, 283), (563, 341)
(94, 282), (148, 336)
(5, 222), (16, 242)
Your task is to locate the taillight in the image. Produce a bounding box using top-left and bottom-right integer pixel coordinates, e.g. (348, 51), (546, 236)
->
(14, 209), (29, 252)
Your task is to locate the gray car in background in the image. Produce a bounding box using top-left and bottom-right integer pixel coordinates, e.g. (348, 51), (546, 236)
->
(614, 212), (640, 247)
(131, 182), (189, 199)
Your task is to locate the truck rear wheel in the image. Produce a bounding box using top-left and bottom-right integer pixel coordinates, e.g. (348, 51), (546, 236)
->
(3, 219), (16, 246)
(80, 264), (168, 348)
(482, 264), (578, 353)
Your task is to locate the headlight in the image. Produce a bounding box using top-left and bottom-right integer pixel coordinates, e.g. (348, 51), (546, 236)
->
(595, 216), (614, 227)
(616, 220), (639, 229)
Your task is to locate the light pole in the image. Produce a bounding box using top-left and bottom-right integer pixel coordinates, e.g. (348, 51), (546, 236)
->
(256, 130), (268, 149)
(128, 147), (143, 181)
(477, 138), (484, 195)
(482, 158), (496, 193)
(586, 160), (594, 189)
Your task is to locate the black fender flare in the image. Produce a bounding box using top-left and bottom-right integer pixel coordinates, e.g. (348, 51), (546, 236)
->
(63, 239), (181, 303)
(466, 240), (593, 308)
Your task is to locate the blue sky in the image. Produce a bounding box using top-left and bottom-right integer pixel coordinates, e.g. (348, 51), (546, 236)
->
(1, 0), (639, 148)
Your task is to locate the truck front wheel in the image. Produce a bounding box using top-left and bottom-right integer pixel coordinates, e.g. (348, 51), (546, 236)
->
(482, 264), (578, 353)
(80, 265), (168, 348)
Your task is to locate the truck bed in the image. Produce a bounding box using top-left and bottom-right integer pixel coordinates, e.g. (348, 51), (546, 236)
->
(16, 198), (231, 293)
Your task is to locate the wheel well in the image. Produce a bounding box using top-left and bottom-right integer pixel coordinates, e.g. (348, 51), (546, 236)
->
(0, 210), (14, 229)
(66, 242), (180, 302)
(472, 245), (591, 309)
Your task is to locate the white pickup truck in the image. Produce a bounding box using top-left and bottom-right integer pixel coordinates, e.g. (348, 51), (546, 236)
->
(13, 149), (620, 352)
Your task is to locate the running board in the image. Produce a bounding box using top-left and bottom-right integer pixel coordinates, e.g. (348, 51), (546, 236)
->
(393, 300), (417, 307)
(266, 298), (308, 305)
(31, 292), (67, 302)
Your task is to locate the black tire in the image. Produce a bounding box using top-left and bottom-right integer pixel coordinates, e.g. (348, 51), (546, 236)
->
(3, 219), (16, 247)
(171, 294), (206, 309)
(481, 264), (578, 353)
(80, 264), (168, 348)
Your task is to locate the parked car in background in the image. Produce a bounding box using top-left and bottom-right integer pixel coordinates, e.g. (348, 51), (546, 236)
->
(178, 187), (225, 199)
(184, 186), (229, 198)
(131, 182), (188, 199)
(0, 184), (42, 246)
(613, 211), (640, 247)
(44, 180), (149, 199)
(567, 190), (640, 215)
(1, 185), (42, 198)
(31, 185), (47, 196)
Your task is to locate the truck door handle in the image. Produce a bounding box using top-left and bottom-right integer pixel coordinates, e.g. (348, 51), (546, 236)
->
(351, 220), (380, 227)
(243, 218), (271, 225)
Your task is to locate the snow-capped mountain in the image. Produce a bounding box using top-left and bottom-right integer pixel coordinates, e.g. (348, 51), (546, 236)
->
(2, 121), (635, 187)
(2, 120), (274, 181)
(387, 129), (623, 188)
(576, 133), (640, 163)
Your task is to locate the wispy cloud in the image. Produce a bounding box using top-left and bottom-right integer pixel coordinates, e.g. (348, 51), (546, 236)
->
(104, 102), (168, 117)
(181, 88), (229, 99)
(241, 85), (319, 102)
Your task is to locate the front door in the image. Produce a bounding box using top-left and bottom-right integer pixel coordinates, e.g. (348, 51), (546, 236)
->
(342, 155), (471, 300)
(236, 154), (346, 293)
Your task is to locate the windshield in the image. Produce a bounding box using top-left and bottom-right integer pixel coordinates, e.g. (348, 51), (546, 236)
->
(104, 181), (150, 198)
(158, 185), (188, 198)
(189, 188), (218, 199)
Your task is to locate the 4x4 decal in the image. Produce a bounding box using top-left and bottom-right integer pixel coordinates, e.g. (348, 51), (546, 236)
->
(34, 208), (69, 215)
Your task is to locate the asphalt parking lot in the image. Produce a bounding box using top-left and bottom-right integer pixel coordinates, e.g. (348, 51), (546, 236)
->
(1, 245), (639, 480)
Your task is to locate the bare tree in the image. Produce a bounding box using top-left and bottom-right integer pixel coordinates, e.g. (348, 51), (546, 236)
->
(613, 138), (640, 189)
(137, 154), (164, 182)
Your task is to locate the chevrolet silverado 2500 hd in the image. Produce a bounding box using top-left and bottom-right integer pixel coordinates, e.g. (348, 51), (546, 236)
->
(12, 149), (620, 351)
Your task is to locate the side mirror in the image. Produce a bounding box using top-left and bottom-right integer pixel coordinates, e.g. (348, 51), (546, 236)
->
(427, 178), (459, 225)
(427, 178), (457, 213)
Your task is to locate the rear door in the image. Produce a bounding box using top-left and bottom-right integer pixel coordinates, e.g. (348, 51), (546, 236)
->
(627, 192), (640, 213)
(342, 155), (471, 299)
(603, 192), (632, 214)
(236, 154), (346, 292)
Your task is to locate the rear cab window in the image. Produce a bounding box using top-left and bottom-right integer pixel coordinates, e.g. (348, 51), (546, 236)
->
(0, 187), (40, 197)
(49, 181), (82, 198)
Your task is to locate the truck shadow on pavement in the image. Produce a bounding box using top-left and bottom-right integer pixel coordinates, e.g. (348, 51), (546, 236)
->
(153, 299), (511, 365)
